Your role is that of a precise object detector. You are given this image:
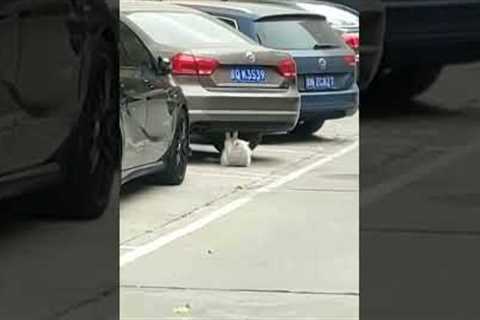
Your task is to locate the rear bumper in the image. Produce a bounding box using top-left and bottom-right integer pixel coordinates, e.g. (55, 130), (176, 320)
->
(383, 0), (480, 66)
(299, 85), (359, 121)
(185, 88), (300, 134)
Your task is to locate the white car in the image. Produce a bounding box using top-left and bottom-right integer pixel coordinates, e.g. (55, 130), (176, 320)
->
(291, 1), (359, 53)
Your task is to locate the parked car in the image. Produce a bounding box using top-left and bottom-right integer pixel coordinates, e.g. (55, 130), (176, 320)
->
(172, 0), (359, 135)
(119, 18), (190, 185)
(121, 1), (300, 150)
(293, 1), (359, 54)
(221, 0), (359, 52)
(0, 0), (120, 218)
(330, 0), (480, 101)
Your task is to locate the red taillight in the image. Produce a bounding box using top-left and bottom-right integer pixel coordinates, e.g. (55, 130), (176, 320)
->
(344, 54), (357, 67)
(171, 53), (197, 75)
(342, 33), (359, 51)
(171, 53), (219, 76)
(195, 56), (219, 76)
(277, 57), (297, 79)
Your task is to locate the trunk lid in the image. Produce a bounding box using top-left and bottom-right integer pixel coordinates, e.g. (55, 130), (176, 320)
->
(189, 46), (292, 90)
(290, 48), (356, 92)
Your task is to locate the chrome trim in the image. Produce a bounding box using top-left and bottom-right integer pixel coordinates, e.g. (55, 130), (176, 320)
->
(189, 110), (298, 116)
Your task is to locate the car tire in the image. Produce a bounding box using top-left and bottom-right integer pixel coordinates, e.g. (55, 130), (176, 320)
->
(211, 132), (263, 153)
(291, 119), (325, 136)
(366, 65), (443, 103)
(151, 108), (189, 186)
(54, 40), (121, 219)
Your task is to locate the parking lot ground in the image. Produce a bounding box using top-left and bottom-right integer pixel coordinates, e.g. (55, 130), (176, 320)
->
(362, 63), (480, 319)
(120, 114), (359, 319)
(0, 177), (119, 320)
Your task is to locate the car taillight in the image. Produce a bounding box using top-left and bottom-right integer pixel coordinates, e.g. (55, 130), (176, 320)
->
(171, 53), (219, 76)
(195, 56), (219, 76)
(344, 54), (357, 67)
(277, 57), (297, 79)
(171, 53), (197, 75)
(342, 33), (359, 51)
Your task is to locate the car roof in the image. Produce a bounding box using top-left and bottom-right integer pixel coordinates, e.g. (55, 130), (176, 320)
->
(169, 0), (326, 21)
(120, 1), (200, 14)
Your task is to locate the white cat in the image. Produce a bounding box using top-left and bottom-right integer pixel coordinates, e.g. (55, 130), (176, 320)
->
(220, 132), (252, 167)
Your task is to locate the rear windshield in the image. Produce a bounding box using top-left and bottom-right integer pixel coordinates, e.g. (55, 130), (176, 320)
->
(255, 16), (345, 50)
(127, 12), (254, 47)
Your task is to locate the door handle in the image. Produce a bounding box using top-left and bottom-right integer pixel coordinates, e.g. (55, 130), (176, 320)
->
(143, 79), (155, 90)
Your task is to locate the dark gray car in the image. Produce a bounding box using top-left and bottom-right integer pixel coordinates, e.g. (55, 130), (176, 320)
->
(0, 0), (119, 219)
(121, 1), (300, 150)
(119, 19), (189, 185)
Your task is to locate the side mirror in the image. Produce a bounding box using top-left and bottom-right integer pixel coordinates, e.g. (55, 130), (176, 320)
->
(157, 57), (172, 75)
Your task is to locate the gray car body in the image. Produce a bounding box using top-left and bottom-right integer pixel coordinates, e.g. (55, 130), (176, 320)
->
(0, 0), (117, 200)
(121, 1), (300, 136)
(119, 16), (187, 184)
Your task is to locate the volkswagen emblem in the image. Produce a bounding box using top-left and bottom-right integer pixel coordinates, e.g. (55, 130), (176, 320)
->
(246, 51), (256, 63)
(318, 58), (328, 71)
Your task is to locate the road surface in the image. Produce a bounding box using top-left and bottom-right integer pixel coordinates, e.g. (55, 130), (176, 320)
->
(362, 62), (480, 319)
(120, 114), (359, 319)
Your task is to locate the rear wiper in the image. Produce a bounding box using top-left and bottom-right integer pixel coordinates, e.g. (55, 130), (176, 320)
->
(313, 43), (339, 50)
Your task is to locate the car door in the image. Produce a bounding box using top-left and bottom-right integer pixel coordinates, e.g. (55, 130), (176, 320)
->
(142, 58), (176, 165)
(12, 0), (81, 172)
(122, 22), (176, 165)
(119, 22), (152, 170)
(0, 1), (81, 176)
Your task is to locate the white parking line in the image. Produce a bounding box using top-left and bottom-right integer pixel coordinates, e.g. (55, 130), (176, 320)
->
(120, 246), (139, 251)
(188, 169), (279, 180)
(258, 142), (358, 193)
(362, 143), (479, 208)
(256, 147), (322, 154)
(120, 141), (359, 268)
(188, 172), (261, 180)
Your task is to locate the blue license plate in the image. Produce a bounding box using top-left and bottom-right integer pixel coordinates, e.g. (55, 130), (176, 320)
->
(305, 75), (336, 91)
(231, 67), (266, 83)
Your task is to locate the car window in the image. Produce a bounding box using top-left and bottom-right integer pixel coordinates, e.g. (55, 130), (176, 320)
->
(126, 12), (254, 47)
(255, 16), (345, 50)
(218, 17), (238, 29)
(120, 22), (154, 71)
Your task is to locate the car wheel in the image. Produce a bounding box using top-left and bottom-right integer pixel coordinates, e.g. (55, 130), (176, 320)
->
(56, 41), (121, 219)
(367, 65), (443, 103)
(211, 132), (263, 153)
(152, 108), (189, 185)
(291, 119), (325, 136)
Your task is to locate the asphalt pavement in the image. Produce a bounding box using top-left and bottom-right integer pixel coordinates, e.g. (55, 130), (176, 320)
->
(120, 113), (359, 319)
(0, 176), (119, 320)
(362, 62), (480, 319)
